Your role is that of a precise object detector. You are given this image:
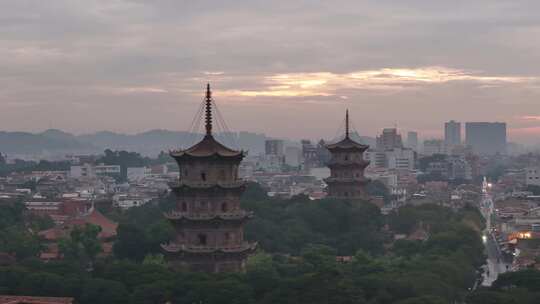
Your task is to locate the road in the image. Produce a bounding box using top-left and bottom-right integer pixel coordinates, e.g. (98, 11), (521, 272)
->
(479, 180), (511, 287)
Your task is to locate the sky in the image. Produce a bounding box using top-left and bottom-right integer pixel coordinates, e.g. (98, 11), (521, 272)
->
(1, 1), (540, 144)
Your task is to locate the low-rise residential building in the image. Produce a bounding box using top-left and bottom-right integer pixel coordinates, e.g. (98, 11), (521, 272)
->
(113, 194), (153, 210)
(70, 164), (121, 179)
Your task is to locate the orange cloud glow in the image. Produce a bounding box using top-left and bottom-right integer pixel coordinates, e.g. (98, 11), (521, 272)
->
(521, 115), (540, 121)
(220, 67), (538, 98)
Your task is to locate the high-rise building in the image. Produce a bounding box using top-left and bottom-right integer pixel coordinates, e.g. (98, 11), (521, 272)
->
(445, 120), (461, 147)
(162, 84), (256, 272)
(423, 139), (445, 156)
(325, 110), (370, 200)
(284, 146), (301, 167)
(406, 131), (418, 151)
(465, 122), (507, 155)
(376, 128), (403, 150)
(265, 139), (284, 156)
(301, 140), (317, 169)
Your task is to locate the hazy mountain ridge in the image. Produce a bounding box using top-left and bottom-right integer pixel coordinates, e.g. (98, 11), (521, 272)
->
(0, 129), (272, 157)
(0, 130), (93, 155)
(0, 129), (378, 158)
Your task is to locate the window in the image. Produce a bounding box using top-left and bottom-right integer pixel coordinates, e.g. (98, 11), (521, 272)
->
(221, 202), (228, 212)
(181, 202), (187, 212)
(198, 234), (207, 245)
(201, 172), (207, 181)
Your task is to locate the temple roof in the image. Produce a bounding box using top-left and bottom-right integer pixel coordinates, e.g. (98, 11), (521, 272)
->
(325, 136), (369, 152)
(170, 84), (244, 159)
(38, 207), (118, 241)
(170, 135), (243, 159)
(325, 109), (369, 152)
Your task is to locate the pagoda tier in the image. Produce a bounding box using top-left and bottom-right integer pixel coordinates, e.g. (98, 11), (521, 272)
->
(327, 159), (370, 169)
(169, 180), (246, 190)
(324, 110), (370, 200)
(324, 177), (370, 184)
(325, 136), (369, 152)
(164, 210), (254, 222)
(161, 242), (257, 254)
(163, 84), (255, 273)
(170, 135), (245, 162)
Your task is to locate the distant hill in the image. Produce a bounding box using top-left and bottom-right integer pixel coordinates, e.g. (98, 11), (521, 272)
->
(0, 129), (352, 158)
(0, 129), (273, 158)
(0, 130), (93, 156)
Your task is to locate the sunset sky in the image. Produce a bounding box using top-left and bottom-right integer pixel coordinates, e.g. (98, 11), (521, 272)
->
(1, 1), (540, 144)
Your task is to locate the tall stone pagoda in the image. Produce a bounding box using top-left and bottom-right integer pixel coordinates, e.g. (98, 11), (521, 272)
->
(324, 110), (370, 199)
(162, 84), (256, 273)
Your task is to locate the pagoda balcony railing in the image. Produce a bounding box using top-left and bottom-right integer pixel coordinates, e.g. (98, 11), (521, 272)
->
(164, 210), (254, 220)
(169, 180), (245, 189)
(327, 159), (369, 166)
(161, 241), (257, 253)
(324, 177), (369, 183)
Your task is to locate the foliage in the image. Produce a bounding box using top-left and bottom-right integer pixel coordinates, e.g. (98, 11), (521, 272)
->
(241, 188), (385, 255)
(59, 224), (102, 267)
(387, 203), (485, 235)
(0, 227), (42, 259)
(0, 181), (535, 303)
(0, 202), (42, 259)
(366, 180), (391, 203)
(142, 254), (166, 267)
(492, 269), (540, 292)
(112, 202), (175, 262)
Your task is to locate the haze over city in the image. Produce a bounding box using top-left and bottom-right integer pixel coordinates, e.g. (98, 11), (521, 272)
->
(5, 1), (540, 304)
(1, 1), (540, 144)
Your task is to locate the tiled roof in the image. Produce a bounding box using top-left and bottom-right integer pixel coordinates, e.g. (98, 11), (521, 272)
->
(325, 137), (368, 151)
(39, 208), (118, 241)
(170, 135), (243, 158)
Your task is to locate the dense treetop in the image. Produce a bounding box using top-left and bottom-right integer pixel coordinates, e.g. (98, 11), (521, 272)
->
(0, 182), (538, 303)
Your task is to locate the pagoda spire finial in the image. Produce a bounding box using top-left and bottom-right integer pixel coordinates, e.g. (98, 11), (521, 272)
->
(345, 109), (350, 139)
(205, 83), (213, 137)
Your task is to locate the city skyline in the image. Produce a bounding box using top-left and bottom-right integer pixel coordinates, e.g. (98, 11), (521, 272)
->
(1, 1), (540, 144)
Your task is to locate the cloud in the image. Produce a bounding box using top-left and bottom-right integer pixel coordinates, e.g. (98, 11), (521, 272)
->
(1, 0), (540, 143)
(521, 115), (540, 121)
(203, 71), (225, 76)
(112, 87), (169, 94)
(220, 67), (539, 97)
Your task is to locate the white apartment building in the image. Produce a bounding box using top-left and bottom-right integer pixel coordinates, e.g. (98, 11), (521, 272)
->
(113, 194), (152, 210)
(70, 164), (121, 179)
(385, 148), (415, 170)
(127, 167), (151, 182)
